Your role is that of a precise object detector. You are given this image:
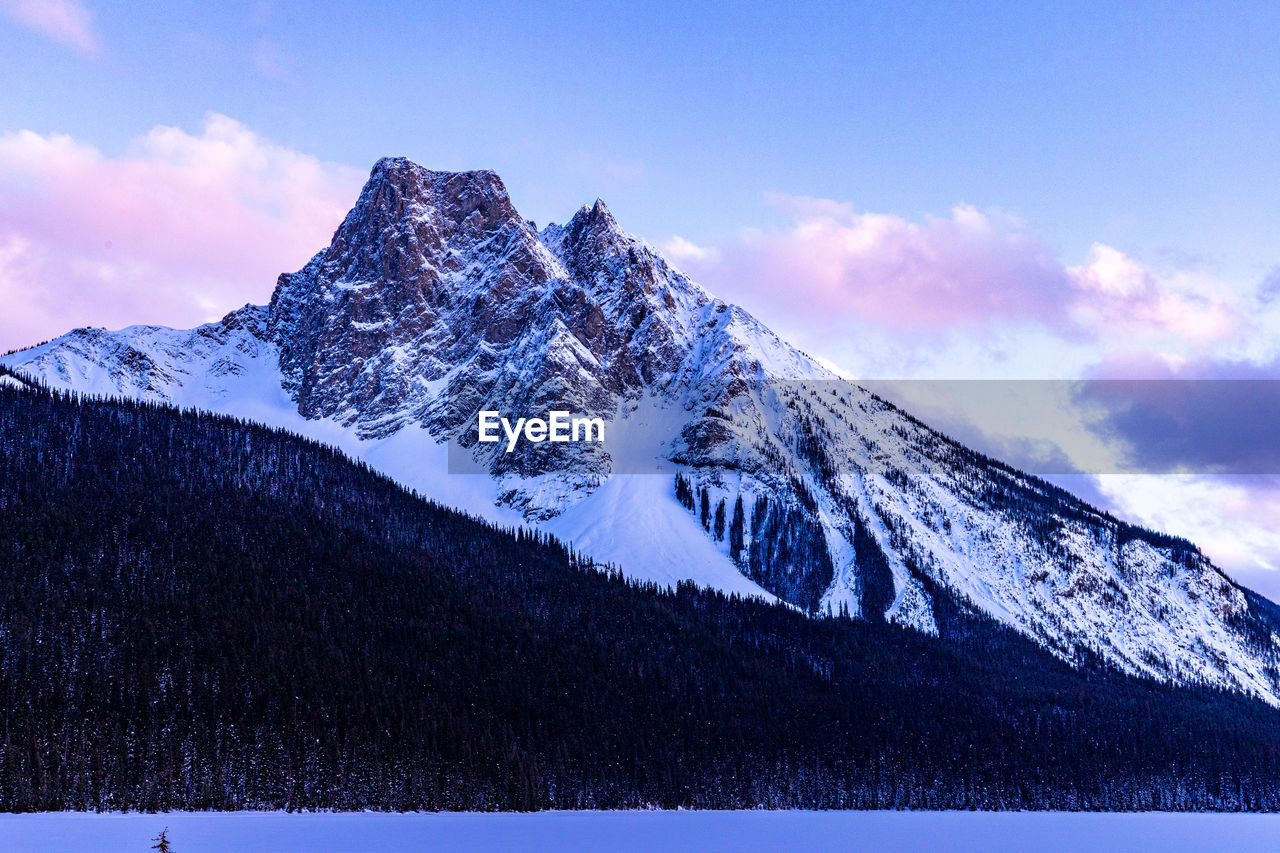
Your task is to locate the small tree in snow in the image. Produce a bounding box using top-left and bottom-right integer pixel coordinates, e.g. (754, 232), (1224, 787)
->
(151, 828), (173, 853)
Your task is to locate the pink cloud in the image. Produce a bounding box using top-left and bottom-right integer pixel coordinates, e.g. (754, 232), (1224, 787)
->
(1, 0), (99, 56)
(1068, 244), (1237, 344)
(0, 114), (364, 352)
(668, 199), (1069, 332)
(665, 195), (1242, 350)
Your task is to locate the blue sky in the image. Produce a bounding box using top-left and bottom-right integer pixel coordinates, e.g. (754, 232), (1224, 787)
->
(5, 0), (1280, 271)
(5, 0), (1280, 594)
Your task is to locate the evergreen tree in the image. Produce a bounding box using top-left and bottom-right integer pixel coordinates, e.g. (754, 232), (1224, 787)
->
(729, 496), (745, 563)
(674, 473), (695, 511)
(699, 487), (711, 530)
(714, 499), (726, 541)
(151, 828), (172, 853)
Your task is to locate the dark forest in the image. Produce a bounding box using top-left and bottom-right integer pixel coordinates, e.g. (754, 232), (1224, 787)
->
(3, 374), (1280, 812)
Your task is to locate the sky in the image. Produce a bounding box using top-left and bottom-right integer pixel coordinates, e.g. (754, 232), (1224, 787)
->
(3, 0), (1280, 592)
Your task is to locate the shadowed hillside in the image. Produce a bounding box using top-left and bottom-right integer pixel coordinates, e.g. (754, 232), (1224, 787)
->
(2, 370), (1280, 811)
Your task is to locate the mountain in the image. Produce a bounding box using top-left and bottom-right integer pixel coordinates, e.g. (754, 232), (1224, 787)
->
(5, 157), (1280, 705)
(7, 376), (1280, 812)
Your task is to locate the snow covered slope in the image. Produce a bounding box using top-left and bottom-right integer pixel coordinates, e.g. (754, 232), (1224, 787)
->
(6, 157), (1280, 703)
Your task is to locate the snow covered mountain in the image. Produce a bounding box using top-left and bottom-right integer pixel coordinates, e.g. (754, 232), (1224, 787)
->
(6, 157), (1280, 704)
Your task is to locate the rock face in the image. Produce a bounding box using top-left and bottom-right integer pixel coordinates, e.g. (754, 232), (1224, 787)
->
(268, 160), (712, 435)
(270, 162), (560, 434)
(7, 157), (1280, 704)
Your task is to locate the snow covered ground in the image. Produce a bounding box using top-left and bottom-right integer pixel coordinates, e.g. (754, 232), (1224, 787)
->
(3, 811), (1280, 852)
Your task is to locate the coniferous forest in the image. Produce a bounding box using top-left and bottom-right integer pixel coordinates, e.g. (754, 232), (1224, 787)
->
(4, 375), (1280, 812)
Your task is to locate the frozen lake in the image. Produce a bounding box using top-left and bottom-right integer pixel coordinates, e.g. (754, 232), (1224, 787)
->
(2, 810), (1279, 852)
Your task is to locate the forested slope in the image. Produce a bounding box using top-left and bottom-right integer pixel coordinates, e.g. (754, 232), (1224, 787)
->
(2, 372), (1280, 811)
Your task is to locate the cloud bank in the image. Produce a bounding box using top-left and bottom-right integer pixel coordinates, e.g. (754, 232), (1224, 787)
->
(664, 195), (1250, 379)
(0, 114), (363, 352)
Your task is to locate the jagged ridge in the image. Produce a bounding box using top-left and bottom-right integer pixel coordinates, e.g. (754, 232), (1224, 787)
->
(5, 158), (1280, 705)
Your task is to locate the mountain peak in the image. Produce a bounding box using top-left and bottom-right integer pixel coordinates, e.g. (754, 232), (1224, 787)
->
(275, 158), (533, 308)
(366, 156), (504, 191)
(266, 158), (566, 425)
(368, 155), (419, 181)
(587, 197), (616, 224)
(545, 197), (636, 277)
(355, 158), (518, 233)
(564, 197), (620, 240)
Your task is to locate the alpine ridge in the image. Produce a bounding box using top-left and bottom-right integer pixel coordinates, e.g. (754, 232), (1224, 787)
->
(6, 157), (1280, 705)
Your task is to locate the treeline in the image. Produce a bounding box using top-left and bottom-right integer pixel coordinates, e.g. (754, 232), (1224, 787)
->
(4, 378), (1280, 811)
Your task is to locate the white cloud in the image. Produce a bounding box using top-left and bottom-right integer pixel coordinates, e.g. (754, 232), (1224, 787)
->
(0, 113), (364, 351)
(660, 235), (718, 266)
(1, 0), (99, 56)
